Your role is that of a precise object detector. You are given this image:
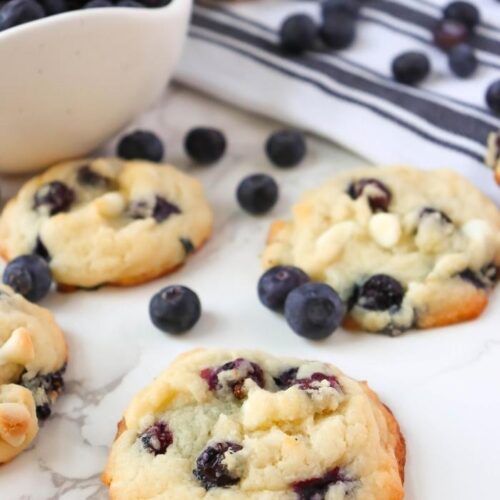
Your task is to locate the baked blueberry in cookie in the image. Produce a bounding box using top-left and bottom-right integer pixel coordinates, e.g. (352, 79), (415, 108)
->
(0, 158), (213, 289)
(103, 349), (405, 499)
(263, 166), (500, 334)
(0, 285), (67, 464)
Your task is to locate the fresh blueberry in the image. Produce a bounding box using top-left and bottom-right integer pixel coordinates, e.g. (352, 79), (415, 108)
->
(116, 0), (142, 6)
(420, 207), (453, 224)
(448, 44), (478, 77)
(293, 468), (350, 500)
(76, 165), (111, 188)
(140, 421), (173, 455)
(265, 130), (306, 168)
(117, 130), (164, 162)
(486, 80), (500, 114)
(280, 14), (317, 55)
(184, 127), (227, 165)
(433, 19), (469, 50)
(258, 266), (310, 311)
(149, 285), (201, 334)
(38, 0), (67, 15)
(320, 14), (356, 50)
(357, 274), (404, 311)
(0, 0), (45, 31)
(443, 1), (480, 31)
(33, 181), (75, 216)
(3, 255), (52, 302)
(193, 442), (243, 490)
(201, 358), (265, 399)
(392, 51), (431, 85)
(347, 178), (392, 212)
(322, 0), (360, 20)
(284, 283), (345, 340)
(236, 174), (278, 215)
(84, 0), (111, 7)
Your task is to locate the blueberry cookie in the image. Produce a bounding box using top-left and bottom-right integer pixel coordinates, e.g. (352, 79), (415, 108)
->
(103, 349), (405, 499)
(263, 166), (500, 334)
(0, 159), (213, 289)
(0, 285), (67, 463)
(485, 131), (500, 184)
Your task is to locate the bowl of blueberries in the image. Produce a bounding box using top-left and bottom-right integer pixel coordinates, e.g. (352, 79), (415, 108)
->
(0, 0), (192, 173)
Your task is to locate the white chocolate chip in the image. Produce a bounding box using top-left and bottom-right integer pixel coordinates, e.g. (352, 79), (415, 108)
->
(462, 219), (496, 269)
(0, 328), (35, 367)
(369, 213), (401, 249)
(95, 192), (125, 218)
(0, 402), (31, 447)
(315, 222), (355, 264)
(428, 253), (469, 280)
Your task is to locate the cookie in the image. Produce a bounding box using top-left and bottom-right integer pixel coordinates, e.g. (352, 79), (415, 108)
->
(103, 349), (405, 499)
(485, 131), (500, 184)
(263, 166), (500, 334)
(0, 158), (213, 289)
(0, 285), (67, 463)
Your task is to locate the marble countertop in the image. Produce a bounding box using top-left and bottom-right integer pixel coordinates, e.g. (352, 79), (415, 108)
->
(1, 85), (499, 500)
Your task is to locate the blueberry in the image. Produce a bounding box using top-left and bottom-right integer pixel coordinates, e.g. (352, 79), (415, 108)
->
(448, 44), (478, 77)
(459, 264), (498, 289)
(284, 283), (345, 340)
(34, 181), (75, 216)
(140, 421), (173, 455)
(236, 174), (278, 215)
(486, 80), (500, 114)
(149, 285), (201, 334)
(84, 0), (111, 7)
(77, 165), (111, 188)
(322, 0), (360, 20)
(184, 127), (227, 165)
(274, 368), (341, 392)
(33, 237), (51, 261)
(179, 238), (194, 255)
(280, 14), (317, 55)
(3, 255), (52, 302)
(320, 14), (356, 50)
(117, 130), (164, 162)
(116, 0), (142, 6)
(357, 274), (404, 311)
(347, 178), (392, 212)
(293, 468), (350, 500)
(36, 403), (52, 420)
(152, 196), (181, 223)
(265, 130), (306, 168)
(201, 358), (265, 399)
(392, 51), (431, 85)
(258, 266), (310, 311)
(193, 442), (243, 490)
(443, 1), (480, 31)
(0, 0), (45, 31)
(38, 0), (67, 15)
(433, 19), (469, 50)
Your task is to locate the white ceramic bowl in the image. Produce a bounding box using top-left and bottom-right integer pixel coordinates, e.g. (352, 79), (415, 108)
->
(0, 0), (192, 174)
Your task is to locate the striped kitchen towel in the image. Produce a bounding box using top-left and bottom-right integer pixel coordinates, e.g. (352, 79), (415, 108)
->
(175, 0), (500, 197)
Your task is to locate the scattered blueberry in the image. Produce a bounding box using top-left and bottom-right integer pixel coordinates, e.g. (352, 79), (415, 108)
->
(420, 207), (453, 224)
(392, 51), (431, 85)
(293, 468), (350, 500)
(284, 283), (346, 340)
(443, 1), (480, 31)
(280, 14), (317, 55)
(140, 421), (173, 455)
(347, 178), (392, 212)
(236, 174), (278, 215)
(84, 0), (112, 7)
(38, 0), (66, 15)
(185, 127), (227, 165)
(486, 80), (500, 114)
(0, 0), (44, 31)
(149, 285), (201, 334)
(357, 274), (404, 311)
(3, 255), (52, 302)
(34, 181), (75, 216)
(322, 0), (360, 20)
(117, 130), (164, 162)
(448, 44), (478, 78)
(265, 130), (306, 168)
(433, 19), (469, 50)
(201, 358), (265, 399)
(76, 165), (111, 188)
(258, 265), (309, 311)
(320, 14), (356, 50)
(193, 442), (243, 490)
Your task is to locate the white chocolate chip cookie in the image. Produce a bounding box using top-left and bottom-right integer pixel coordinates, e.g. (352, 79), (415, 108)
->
(0, 285), (67, 464)
(103, 349), (405, 500)
(0, 159), (213, 289)
(263, 166), (500, 334)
